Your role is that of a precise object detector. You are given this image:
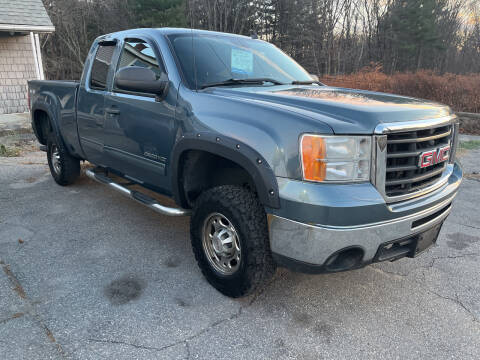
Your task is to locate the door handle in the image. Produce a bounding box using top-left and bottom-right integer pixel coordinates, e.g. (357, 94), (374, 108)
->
(106, 107), (120, 115)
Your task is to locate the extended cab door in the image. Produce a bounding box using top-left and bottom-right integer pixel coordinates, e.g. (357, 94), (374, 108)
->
(103, 37), (176, 190)
(77, 40), (117, 166)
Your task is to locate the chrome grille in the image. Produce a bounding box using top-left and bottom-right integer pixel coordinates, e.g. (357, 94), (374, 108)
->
(384, 124), (452, 197)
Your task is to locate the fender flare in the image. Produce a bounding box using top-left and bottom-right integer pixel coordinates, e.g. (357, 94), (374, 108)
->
(31, 100), (62, 145)
(170, 132), (280, 209)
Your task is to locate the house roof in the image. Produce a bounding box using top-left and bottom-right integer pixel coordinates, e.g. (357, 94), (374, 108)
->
(0, 0), (54, 32)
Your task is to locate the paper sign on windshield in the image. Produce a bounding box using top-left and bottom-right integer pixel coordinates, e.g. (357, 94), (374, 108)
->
(231, 48), (253, 74)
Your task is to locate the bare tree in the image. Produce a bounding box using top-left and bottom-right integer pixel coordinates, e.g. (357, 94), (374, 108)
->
(41, 0), (133, 79)
(41, 0), (480, 80)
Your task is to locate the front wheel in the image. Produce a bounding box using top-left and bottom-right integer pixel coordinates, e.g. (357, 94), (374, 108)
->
(47, 135), (80, 186)
(190, 185), (276, 298)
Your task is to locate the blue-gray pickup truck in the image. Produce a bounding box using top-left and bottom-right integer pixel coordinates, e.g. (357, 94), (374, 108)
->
(28, 28), (462, 297)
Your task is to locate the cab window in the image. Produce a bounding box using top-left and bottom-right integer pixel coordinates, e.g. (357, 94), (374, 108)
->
(90, 42), (116, 90)
(114, 38), (165, 92)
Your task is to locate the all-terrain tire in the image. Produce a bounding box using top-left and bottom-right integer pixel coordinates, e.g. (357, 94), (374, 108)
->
(190, 185), (276, 297)
(46, 134), (80, 186)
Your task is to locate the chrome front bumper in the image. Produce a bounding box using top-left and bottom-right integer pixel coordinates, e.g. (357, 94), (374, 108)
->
(268, 163), (462, 272)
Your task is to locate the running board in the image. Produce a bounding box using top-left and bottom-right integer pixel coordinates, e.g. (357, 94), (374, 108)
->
(85, 168), (191, 217)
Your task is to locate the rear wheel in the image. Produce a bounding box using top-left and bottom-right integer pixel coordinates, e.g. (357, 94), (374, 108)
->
(190, 185), (276, 297)
(47, 134), (80, 186)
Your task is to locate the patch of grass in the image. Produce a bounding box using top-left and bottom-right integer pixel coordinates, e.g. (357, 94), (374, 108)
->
(0, 144), (21, 157)
(459, 140), (480, 150)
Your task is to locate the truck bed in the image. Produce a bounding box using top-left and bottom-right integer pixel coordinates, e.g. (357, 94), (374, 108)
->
(28, 80), (80, 150)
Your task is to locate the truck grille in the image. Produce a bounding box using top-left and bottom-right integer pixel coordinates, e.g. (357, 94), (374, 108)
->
(385, 124), (452, 197)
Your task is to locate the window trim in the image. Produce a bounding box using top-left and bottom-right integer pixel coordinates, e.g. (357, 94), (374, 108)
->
(112, 36), (167, 96)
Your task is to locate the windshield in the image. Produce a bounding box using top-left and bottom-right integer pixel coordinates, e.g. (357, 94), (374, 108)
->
(167, 33), (314, 89)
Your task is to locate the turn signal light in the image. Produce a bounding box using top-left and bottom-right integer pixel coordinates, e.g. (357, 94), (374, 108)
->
(301, 135), (326, 181)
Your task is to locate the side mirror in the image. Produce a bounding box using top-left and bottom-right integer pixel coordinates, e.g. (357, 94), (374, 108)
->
(310, 74), (319, 82)
(114, 66), (168, 97)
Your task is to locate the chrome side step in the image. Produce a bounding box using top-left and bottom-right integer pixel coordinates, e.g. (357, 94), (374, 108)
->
(85, 168), (191, 217)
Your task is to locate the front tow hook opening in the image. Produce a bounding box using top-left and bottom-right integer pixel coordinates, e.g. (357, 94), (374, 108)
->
(324, 247), (364, 272)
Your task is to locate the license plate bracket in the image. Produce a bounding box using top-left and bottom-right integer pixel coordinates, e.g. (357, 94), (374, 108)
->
(414, 223), (443, 256)
(374, 222), (444, 263)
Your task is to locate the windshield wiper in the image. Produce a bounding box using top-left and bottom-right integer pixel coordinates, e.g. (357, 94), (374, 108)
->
(290, 80), (324, 86)
(201, 78), (285, 89)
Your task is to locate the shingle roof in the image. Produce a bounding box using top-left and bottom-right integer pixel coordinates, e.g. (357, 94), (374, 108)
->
(0, 0), (54, 32)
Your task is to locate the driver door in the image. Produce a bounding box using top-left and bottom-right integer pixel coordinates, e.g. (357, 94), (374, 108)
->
(103, 37), (176, 190)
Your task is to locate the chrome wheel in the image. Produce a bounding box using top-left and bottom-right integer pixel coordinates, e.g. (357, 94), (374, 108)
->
(50, 144), (61, 174)
(202, 212), (241, 275)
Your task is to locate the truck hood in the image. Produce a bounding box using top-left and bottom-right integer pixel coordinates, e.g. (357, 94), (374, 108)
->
(205, 86), (452, 134)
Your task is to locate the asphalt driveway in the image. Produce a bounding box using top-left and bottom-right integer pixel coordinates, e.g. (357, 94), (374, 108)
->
(0, 137), (479, 360)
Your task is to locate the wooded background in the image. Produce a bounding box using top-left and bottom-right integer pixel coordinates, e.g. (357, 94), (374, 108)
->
(41, 0), (480, 78)
(40, 0), (480, 112)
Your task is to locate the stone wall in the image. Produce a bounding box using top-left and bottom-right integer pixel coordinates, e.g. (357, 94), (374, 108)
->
(0, 33), (38, 114)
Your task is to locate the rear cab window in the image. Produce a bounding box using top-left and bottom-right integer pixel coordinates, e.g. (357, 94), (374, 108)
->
(89, 42), (116, 90)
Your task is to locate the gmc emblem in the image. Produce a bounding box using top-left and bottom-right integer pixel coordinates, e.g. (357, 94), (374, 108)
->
(418, 145), (450, 168)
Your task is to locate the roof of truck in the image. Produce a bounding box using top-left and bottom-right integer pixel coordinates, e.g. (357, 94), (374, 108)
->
(102, 28), (251, 39)
(157, 28), (251, 37)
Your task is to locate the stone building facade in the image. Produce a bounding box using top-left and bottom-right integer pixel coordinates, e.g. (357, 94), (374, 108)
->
(0, 0), (55, 115)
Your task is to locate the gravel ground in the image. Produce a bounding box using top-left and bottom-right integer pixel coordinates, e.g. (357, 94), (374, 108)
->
(0, 136), (479, 360)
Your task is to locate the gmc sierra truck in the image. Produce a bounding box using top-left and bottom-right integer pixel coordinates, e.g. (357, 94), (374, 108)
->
(28, 28), (462, 297)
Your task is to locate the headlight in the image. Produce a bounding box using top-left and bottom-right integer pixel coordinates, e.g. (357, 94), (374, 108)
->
(300, 134), (372, 182)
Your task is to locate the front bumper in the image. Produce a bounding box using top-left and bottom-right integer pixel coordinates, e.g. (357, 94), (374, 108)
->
(268, 162), (462, 273)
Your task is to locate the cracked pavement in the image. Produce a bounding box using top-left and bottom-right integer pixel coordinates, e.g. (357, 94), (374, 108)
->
(0, 135), (479, 359)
